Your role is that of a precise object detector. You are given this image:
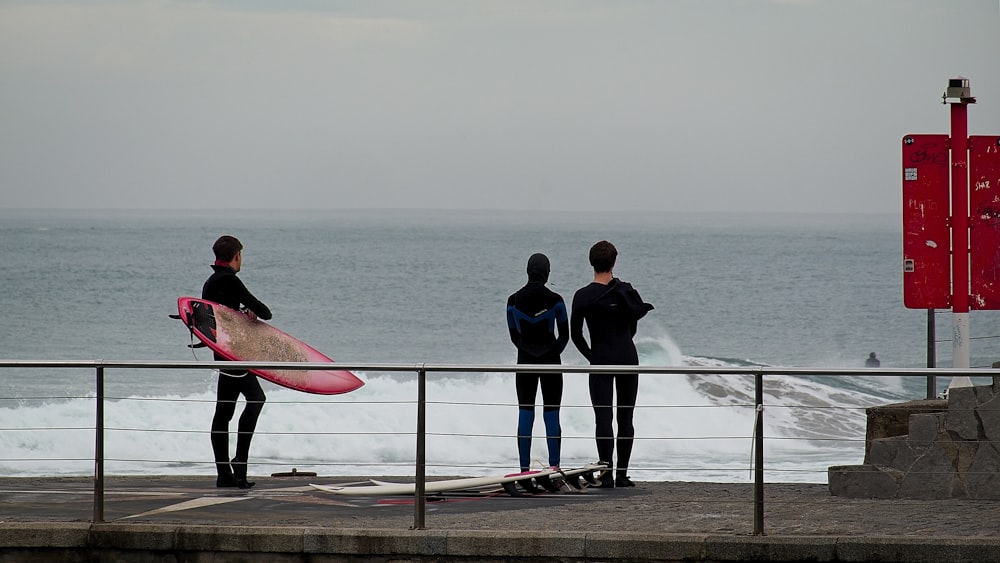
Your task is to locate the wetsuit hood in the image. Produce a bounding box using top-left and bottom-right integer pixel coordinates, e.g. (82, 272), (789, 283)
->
(526, 253), (550, 283)
(600, 278), (655, 320)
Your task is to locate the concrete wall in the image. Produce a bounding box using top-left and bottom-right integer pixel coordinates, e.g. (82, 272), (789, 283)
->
(4, 523), (1000, 563)
(830, 377), (1000, 499)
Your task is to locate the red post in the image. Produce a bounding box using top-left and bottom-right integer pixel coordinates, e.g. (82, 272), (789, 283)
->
(951, 102), (970, 317)
(946, 78), (974, 370)
(951, 99), (969, 320)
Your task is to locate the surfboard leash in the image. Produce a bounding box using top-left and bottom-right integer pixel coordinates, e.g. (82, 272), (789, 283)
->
(168, 311), (208, 360)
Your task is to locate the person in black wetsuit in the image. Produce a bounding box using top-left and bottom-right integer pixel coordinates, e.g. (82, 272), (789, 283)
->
(202, 235), (272, 489)
(865, 352), (880, 368)
(506, 253), (569, 472)
(571, 240), (653, 488)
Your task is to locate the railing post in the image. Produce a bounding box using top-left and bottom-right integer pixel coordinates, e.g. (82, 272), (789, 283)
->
(926, 308), (937, 397)
(412, 366), (426, 530)
(93, 364), (105, 523)
(752, 369), (764, 536)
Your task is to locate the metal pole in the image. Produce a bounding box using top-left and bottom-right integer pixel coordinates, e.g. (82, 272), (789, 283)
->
(412, 367), (426, 530)
(752, 370), (764, 536)
(927, 309), (937, 398)
(93, 364), (105, 523)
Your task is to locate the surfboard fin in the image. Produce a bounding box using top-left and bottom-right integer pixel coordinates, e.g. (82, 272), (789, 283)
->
(517, 478), (543, 495)
(582, 461), (609, 486)
(501, 481), (524, 497)
(535, 475), (562, 493)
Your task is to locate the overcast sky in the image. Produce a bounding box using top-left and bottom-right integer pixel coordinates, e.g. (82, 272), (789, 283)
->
(1, 0), (998, 214)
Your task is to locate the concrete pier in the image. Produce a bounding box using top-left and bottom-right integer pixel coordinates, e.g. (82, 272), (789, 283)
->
(1, 475), (998, 562)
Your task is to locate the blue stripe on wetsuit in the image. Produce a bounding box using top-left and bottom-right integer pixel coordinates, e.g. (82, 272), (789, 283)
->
(506, 301), (567, 333)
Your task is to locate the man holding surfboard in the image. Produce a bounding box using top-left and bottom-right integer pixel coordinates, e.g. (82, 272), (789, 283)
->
(571, 240), (654, 488)
(202, 235), (272, 489)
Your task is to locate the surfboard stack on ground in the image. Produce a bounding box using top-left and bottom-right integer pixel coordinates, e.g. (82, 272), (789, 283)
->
(310, 463), (609, 497)
(172, 297), (364, 395)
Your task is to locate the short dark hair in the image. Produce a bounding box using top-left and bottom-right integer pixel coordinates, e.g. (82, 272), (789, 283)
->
(213, 235), (243, 262)
(589, 240), (617, 273)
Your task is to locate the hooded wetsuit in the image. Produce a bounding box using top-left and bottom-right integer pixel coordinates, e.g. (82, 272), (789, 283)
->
(203, 263), (272, 482)
(571, 278), (653, 479)
(506, 253), (569, 471)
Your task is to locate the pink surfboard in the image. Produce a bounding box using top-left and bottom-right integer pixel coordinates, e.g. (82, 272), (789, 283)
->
(175, 297), (364, 395)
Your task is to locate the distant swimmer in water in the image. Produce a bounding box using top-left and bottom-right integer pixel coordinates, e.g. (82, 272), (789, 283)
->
(866, 352), (880, 368)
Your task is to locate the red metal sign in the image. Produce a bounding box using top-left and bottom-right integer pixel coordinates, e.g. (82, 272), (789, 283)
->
(902, 134), (951, 309)
(969, 135), (1000, 309)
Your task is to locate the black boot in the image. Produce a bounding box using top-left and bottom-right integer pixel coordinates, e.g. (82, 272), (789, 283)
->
(231, 457), (255, 489)
(216, 463), (238, 488)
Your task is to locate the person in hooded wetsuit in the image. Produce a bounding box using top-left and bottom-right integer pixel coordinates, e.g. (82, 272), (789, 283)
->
(202, 235), (272, 489)
(865, 352), (880, 368)
(506, 253), (569, 472)
(571, 240), (653, 488)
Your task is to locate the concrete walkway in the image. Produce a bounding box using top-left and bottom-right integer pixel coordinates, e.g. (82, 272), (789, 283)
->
(1, 475), (998, 562)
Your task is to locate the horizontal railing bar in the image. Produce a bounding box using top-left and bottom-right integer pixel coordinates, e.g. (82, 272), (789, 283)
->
(0, 359), (991, 377)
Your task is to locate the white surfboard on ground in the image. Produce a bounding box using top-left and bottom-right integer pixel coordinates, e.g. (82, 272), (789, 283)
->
(310, 463), (607, 496)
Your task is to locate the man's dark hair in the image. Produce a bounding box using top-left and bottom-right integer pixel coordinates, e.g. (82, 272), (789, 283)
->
(589, 240), (617, 273)
(213, 235), (243, 262)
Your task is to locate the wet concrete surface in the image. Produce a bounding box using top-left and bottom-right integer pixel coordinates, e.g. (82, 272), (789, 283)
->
(2, 474), (998, 537)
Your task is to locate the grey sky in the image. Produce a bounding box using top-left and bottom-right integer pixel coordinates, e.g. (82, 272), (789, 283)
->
(1, 0), (998, 214)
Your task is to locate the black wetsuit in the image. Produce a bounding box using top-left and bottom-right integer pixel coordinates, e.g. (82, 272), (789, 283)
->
(202, 264), (272, 483)
(506, 274), (569, 471)
(570, 278), (653, 478)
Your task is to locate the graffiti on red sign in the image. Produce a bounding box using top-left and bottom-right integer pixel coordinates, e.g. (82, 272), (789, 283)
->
(970, 136), (1000, 309)
(905, 148), (948, 165)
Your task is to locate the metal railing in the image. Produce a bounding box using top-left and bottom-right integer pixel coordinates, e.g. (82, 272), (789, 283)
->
(0, 360), (983, 535)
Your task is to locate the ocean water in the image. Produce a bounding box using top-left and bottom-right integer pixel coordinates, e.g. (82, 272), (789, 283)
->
(2, 208), (999, 483)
